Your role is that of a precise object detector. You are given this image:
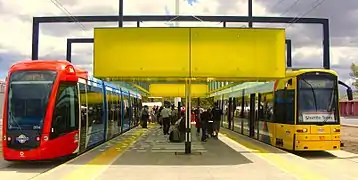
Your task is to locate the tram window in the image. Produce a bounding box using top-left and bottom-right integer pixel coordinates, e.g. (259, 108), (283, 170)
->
(87, 84), (104, 128)
(113, 93), (119, 123)
(274, 90), (295, 124)
(265, 101), (274, 121)
(123, 95), (129, 121)
(130, 97), (135, 121)
(111, 92), (116, 121)
(261, 94), (274, 122)
(50, 82), (79, 139)
(285, 90), (295, 124)
(117, 93), (122, 126)
(236, 100), (242, 117)
(274, 91), (286, 123)
(244, 97), (249, 118)
(106, 90), (112, 121)
(133, 98), (137, 120)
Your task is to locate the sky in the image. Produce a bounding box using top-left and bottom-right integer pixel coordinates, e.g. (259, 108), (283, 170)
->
(0, 0), (357, 88)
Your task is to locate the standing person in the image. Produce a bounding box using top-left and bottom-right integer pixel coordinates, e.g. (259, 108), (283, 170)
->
(141, 105), (149, 128)
(160, 105), (172, 135)
(171, 105), (178, 125)
(211, 102), (223, 138)
(200, 109), (211, 142)
(195, 106), (201, 135)
(157, 106), (164, 127)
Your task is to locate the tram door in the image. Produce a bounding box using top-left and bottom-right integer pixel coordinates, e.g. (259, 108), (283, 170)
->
(249, 93), (256, 137)
(78, 82), (88, 153)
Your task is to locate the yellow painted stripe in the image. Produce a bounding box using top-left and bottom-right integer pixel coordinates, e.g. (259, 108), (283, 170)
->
(62, 127), (152, 180)
(220, 131), (328, 180)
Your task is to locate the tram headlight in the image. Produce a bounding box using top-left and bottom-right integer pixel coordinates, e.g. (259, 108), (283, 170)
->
(296, 128), (308, 133)
(333, 128), (340, 132)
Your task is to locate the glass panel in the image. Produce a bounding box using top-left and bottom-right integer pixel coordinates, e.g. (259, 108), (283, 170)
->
(50, 82), (79, 139)
(7, 70), (57, 131)
(298, 78), (338, 124)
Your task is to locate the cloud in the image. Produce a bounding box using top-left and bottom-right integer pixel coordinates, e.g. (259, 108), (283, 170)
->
(257, 0), (358, 46)
(0, 0), (357, 88)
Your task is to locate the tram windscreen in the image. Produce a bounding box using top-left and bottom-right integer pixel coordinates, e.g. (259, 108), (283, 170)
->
(297, 76), (338, 124)
(7, 70), (57, 130)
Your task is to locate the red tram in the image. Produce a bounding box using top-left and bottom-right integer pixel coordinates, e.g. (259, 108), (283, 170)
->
(2, 60), (141, 161)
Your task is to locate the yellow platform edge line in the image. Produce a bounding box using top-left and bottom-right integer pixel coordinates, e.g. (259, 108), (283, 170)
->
(220, 131), (328, 180)
(62, 127), (153, 180)
(32, 126), (147, 180)
(32, 126), (151, 180)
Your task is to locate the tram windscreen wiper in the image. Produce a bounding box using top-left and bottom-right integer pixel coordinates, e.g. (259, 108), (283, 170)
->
(326, 88), (335, 112)
(323, 88), (336, 124)
(302, 79), (318, 111)
(8, 111), (23, 132)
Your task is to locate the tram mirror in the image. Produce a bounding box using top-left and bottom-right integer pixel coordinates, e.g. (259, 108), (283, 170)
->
(285, 79), (293, 88)
(347, 88), (353, 101)
(287, 79), (293, 85)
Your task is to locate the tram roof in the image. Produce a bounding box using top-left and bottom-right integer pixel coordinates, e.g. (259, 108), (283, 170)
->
(210, 68), (339, 99)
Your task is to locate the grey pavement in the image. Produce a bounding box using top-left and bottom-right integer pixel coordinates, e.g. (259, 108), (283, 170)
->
(341, 117), (358, 126)
(97, 125), (297, 180)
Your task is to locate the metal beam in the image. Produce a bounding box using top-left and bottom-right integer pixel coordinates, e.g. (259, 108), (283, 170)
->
(285, 39), (292, 67)
(66, 38), (94, 62)
(32, 15), (330, 69)
(33, 15), (327, 23)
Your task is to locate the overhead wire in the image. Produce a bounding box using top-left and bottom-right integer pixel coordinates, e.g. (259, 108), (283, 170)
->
(165, 0), (204, 27)
(269, 0), (287, 12)
(281, 0), (302, 16)
(285, 0), (327, 28)
(48, 0), (86, 31)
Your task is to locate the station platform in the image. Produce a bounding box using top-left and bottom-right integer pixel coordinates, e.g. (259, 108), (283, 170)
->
(2, 124), (358, 180)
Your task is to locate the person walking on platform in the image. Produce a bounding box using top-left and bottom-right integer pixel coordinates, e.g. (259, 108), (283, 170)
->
(141, 105), (149, 128)
(161, 105), (172, 135)
(211, 102), (223, 138)
(200, 109), (211, 142)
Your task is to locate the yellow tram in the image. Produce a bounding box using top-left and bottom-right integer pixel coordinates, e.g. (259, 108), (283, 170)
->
(219, 69), (353, 151)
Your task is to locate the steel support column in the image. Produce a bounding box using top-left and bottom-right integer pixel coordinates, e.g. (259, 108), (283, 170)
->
(248, 0), (253, 27)
(285, 39), (292, 67)
(118, 0), (123, 27)
(185, 78), (192, 154)
(66, 38), (94, 62)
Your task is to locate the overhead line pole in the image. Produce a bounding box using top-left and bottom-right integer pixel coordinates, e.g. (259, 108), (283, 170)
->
(118, 0), (123, 27)
(175, 0), (180, 27)
(248, 0), (253, 27)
